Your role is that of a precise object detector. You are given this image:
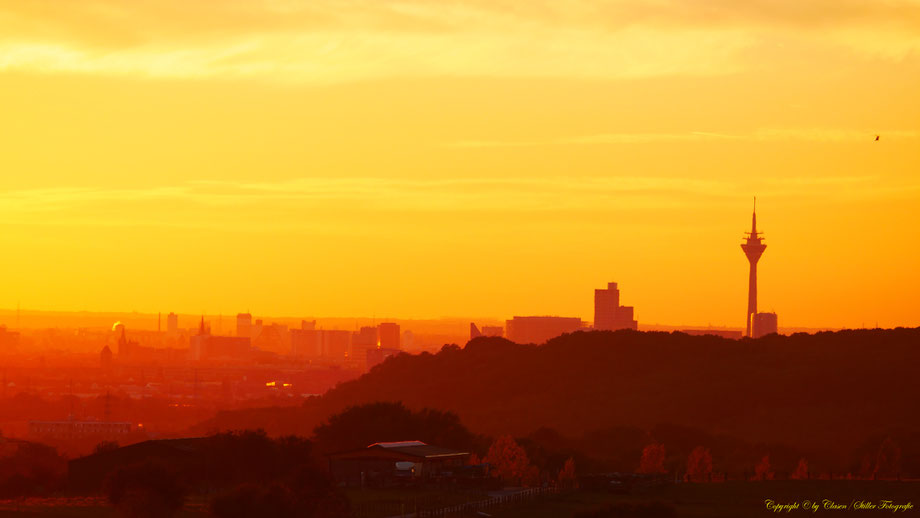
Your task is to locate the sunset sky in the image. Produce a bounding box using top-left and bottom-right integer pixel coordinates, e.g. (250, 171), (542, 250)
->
(0, 0), (918, 329)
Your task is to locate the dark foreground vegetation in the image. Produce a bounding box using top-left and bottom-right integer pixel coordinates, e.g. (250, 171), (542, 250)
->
(491, 480), (920, 518)
(200, 327), (920, 476)
(2, 328), (919, 516)
(1, 399), (919, 517)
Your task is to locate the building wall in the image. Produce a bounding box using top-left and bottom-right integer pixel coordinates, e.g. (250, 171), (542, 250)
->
(378, 323), (401, 350)
(753, 312), (779, 338)
(505, 316), (583, 344)
(236, 313), (252, 338)
(594, 282), (639, 331)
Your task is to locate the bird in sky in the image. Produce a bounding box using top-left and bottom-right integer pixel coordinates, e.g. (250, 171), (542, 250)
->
(875, 135), (880, 141)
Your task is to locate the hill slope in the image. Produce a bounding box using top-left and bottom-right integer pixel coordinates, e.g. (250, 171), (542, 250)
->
(198, 328), (920, 456)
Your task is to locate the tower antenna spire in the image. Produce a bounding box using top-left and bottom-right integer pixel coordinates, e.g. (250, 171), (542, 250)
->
(741, 198), (766, 338)
(751, 196), (758, 235)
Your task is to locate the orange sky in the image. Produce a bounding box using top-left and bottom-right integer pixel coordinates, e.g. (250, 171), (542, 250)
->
(0, 1), (918, 329)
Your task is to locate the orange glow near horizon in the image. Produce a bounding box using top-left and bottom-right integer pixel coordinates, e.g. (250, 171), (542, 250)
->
(0, 1), (918, 330)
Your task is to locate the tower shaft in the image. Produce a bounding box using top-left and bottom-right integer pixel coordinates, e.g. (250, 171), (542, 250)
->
(746, 261), (757, 337)
(741, 199), (765, 338)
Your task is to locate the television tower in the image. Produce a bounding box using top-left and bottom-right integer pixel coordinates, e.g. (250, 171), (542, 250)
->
(741, 198), (766, 338)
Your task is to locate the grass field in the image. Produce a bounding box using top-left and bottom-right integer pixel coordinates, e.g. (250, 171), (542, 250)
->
(1, 482), (916, 517)
(490, 481), (919, 517)
(0, 496), (208, 517)
(345, 487), (490, 517)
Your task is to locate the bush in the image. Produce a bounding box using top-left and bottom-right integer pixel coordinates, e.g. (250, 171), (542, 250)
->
(209, 465), (349, 518)
(104, 462), (186, 518)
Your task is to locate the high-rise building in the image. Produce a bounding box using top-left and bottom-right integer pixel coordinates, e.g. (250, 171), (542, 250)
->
(291, 329), (321, 357)
(471, 323), (504, 341)
(353, 326), (377, 348)
(470, 323), (482, 341)
(0, 326), (20, 351)
(378, 323), (401, 350)
(190, 319), (251, 360)
(351, 326), (378, 361)
(291, 329), (352, 360)
(402, 330), (415, 350)
(753, 312), (778, 338)
(593, 282), (638, 331)
(236, 313), (252, 338)
(323, 330), (352, 359)
(166, 312), (178, 335)
(741, 199), (767, 338)
(505, 316), (583, 344)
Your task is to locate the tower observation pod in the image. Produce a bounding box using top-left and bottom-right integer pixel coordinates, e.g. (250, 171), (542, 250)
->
(741, 198), (766, 338)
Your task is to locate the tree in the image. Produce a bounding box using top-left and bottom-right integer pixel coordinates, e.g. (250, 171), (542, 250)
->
(0, 442), (67, 498)
(104, 462), (186, 518)
(753, 455), (773, 481)
(210, 466), (349, 518)
(685, 446), (712, 481)
(637, 443), (666, 474)
(874, 437), (901, 479)
(790, 458), (808, 480)
(312, 401), (478, 455)
(557, 457), (577, 489)
(210, 483), (297, 518)
(485, 435), (533, 486)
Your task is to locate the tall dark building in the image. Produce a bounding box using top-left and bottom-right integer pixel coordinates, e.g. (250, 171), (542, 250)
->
(166, 312), (178, 335)
(741, 199), (767, 338)
(378, 323), (400, 350)
(753, 311), (778, 338)
(236, 313), (252, 338)
(593, 282), (638, 331)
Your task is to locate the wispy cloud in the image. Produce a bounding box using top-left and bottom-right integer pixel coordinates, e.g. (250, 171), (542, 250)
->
(446, 128), (920, 148)
(0, 175), (913, 230)
(0, 0), (918, 82)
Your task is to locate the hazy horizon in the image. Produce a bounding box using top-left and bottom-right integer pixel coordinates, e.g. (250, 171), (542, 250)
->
(0, 306), (855, 336)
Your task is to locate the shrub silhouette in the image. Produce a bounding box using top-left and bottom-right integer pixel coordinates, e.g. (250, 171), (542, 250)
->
(104, 462), (186, 518)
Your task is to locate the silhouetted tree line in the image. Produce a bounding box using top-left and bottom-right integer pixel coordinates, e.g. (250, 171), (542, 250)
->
(312, 401), (486, 455)
(199, 327), (920, 477)
(82, 431), (348, 517)
(104, 462), (186, 518)
(0, 440), (67, 497)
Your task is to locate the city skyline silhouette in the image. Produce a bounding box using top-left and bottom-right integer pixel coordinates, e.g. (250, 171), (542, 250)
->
(0, 2), (918, 515)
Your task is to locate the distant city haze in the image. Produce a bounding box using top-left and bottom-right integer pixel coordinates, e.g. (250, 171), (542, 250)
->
(0, 1), (918, 330)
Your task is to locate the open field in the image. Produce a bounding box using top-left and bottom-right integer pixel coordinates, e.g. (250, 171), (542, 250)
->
(0, 481), (916, 517)
(491, 481), (920, 518)
(0, 496), (208, 517)
(345, 487), (489, 518)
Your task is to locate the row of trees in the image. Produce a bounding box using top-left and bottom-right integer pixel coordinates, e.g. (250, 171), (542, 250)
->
(636, 438), (905, 481)
(480, 435), (577, 488)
